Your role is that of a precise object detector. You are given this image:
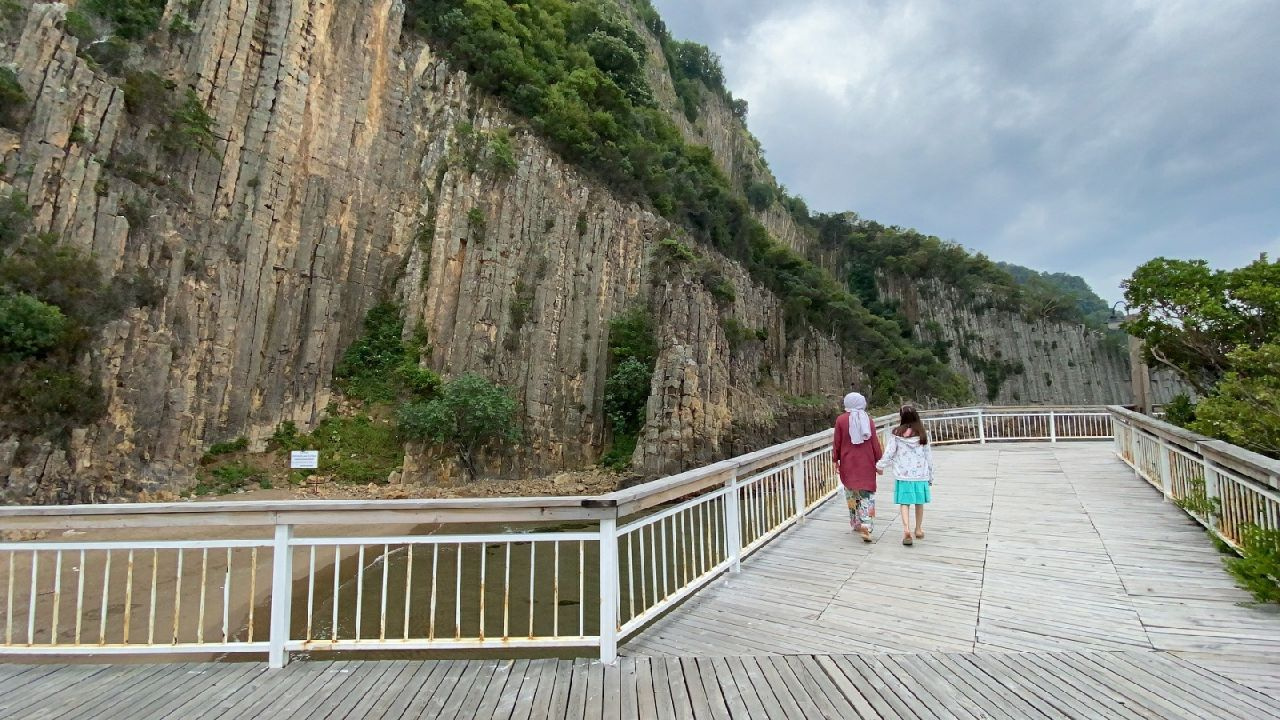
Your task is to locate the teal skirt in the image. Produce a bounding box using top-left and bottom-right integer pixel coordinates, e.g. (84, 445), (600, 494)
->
(894, 479), (931, 505)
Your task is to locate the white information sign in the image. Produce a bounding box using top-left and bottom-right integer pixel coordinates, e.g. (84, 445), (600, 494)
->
(290, 450), (319, 469)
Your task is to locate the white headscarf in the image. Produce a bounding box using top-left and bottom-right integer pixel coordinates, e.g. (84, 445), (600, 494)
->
(843, 392), (872, 445)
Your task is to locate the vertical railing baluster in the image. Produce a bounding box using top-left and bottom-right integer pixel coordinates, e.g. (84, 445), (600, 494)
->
(5, 551), (13, 645)
(172, 550), (183, 644)
(306, 547), (316, 642)
(354, 545), (365, 641)
(220, 548), (230, 644)
(659, 518), (669, 597)
(197, 548), (208, 644)
(99, 550), (110, 645)
(51, 551), (62, 645)
(479, 543), (487, 641)
(648, 523), (657, 606)
(430, 544), (440, 640)
(552, 541), (560, 638)
(75, 549), (84, 645)
(27, 551), (38, 645)
(625, 534), (636, 622)
(247, 548), (258, 642)
(453, 543), (462, 640)
(331, 546), (341, 643)
(380, 544), (390, 641)
(124, 549), (136, 644)
(148, 549), (158, 645)
(403, 545), (414, 641)
(527, 542), (536, 638)
(577, 540), (585, 638)
(503, 543), (511, 640)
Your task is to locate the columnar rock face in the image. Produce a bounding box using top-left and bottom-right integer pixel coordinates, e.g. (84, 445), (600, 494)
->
(880, 276), (1132, 405)
(0, 1), (854, 501)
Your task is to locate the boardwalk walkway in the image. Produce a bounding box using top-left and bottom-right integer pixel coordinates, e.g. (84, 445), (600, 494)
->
(3, 443), (1279, 719)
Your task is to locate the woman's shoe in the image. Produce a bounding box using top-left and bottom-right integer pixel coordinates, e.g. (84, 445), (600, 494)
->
(860, 529), (873, 543)
(902, 534), (913, 546)
(914, 530), (925, 539)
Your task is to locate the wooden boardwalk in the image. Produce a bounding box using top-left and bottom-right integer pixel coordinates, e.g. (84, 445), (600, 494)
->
(3, 443), (1280, 719)
(627, 444), (1280, 694)
(4, 650), (1279, 719)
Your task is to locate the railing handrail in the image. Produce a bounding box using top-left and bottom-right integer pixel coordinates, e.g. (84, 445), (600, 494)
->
(0, 405), (1118, 528)
(1109, 405), (1280, 491)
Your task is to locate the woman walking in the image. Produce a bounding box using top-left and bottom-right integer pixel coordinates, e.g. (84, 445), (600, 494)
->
(833, 392), (883, 542)
(876, 405), (934, 546)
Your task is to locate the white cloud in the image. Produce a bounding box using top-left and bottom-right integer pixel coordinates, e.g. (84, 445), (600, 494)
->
(651, 0), (1280, 300)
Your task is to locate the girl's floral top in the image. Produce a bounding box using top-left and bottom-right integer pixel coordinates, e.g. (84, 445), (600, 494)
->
(876, 433), (935, 481)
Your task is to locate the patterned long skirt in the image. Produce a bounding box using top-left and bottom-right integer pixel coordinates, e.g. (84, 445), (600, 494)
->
(844, 488), (875, 533)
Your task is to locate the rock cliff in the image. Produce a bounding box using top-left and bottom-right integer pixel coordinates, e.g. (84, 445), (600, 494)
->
(0, 0), (858, 500)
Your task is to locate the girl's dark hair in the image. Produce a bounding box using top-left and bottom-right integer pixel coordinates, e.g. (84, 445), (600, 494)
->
(893, 405), (929, 445)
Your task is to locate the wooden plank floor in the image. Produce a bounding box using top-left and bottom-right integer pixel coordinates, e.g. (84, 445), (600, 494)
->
(624, 444), (1280, 697)
(4, 443), (1280, 718)
(4, 650), (1279, 719)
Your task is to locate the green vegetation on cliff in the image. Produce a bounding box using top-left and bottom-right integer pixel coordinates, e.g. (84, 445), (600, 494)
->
(0, 191), (159, 439)
(402, 0), (968, 405)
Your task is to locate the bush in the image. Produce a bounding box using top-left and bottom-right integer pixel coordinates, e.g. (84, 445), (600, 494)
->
(302, 414), (404, 484)
(603, 357), (652, 436)
(84, 0), (166, 40)
(397, 373), (519, 482)
(1163, 393), (1196, 428)
(201, 435), (247, 463)
(0, 292), (68, 362)
(194, 462), (260, 495)
(0, 191), (33, 248)
(1226, 525), (1280, 604)
(9, 365), (105, 435)
(155, 88), (216, 154)
(487, 129), (518, 175)
(335, 302), (439, 404)
(83, 35), (132, 76)
(0, 66), (27, 129)
(63, 10), (98, 44)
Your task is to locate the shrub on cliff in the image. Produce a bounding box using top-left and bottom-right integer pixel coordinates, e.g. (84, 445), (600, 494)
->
(336, 302), (440, 404)
(397, 373), (520, 482)
(0, 66), (27, 129)
(84, 0), (166, 40)
(0, 292), (68, 362)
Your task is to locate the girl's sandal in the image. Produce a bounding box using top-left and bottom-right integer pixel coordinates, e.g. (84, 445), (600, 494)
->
(902, 534), (913, 546)
(860, 530), (873, 543)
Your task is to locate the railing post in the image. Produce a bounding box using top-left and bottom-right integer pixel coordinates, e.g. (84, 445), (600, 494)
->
(268, 523), (294, 669)
(598, 514), (619, 664)
(792, 454), (807, 522)
(1157, 438), (1173, 500)
(724, 470), (742, 574)
(1200, 455), (1220, 530)
(1048, 411), (1057, 443)
(977, 408), (986, 444)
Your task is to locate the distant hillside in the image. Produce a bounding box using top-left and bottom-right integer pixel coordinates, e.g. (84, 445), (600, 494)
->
(996, 262), (1111, 328)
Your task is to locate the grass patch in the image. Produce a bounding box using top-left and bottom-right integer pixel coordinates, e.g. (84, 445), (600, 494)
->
(272, 414), (403, 485)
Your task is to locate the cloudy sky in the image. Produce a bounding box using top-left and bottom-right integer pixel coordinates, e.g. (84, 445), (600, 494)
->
(650, 0), (1280, 301)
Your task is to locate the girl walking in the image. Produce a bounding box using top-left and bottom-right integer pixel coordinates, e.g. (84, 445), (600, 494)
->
(833, 392), (883, 542)
(876, 405), (934, 546)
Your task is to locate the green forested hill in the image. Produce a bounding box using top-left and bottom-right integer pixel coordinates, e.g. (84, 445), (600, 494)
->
(401, 0), (1102, 402)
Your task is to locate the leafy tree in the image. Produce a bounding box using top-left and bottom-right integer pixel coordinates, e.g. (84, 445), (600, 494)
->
(1189, 344), (1280, 457)
(397, 373), (520, 482)
(1122, 255), (1280, 459)
(1123, 257), (1280, 393)
(0, 292), (68, 362)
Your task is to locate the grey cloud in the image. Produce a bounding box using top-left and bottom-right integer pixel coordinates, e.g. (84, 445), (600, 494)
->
(650, 0), (1280, 299)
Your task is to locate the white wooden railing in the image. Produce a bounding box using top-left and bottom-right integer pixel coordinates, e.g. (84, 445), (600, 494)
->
(0, 406), (1116, 666)
(1111, 406), (1280, 550)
